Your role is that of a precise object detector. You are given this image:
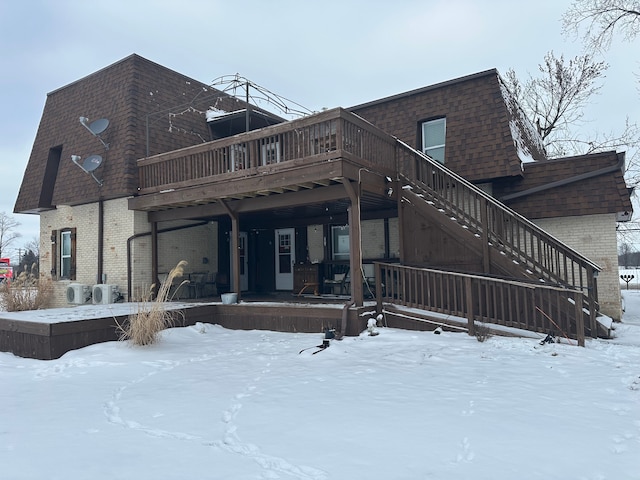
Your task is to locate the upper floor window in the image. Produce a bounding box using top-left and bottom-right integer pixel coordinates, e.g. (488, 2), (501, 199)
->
(422, 118), (446, 163)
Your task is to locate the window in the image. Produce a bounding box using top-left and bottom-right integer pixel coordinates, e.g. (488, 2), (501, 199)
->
(230, 144), (247, 171)
(61, 231), (72, 278)
(331, 225), (350, 260)
(51, 228), (76, 280)
(422, 118), (446, 163)
(261, 139), (281, 165)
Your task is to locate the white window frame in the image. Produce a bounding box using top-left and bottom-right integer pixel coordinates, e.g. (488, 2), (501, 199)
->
(60, 230), (72, 279)
(261, 140), (281, 166)
(331, 225), (350, 261)
(421, 117), (446, 163)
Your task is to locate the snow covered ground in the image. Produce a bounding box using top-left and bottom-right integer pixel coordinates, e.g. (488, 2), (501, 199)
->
(1, 294), (639, 479)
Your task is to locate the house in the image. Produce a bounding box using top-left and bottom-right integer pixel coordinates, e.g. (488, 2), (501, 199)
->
(13, 54), (632, 345)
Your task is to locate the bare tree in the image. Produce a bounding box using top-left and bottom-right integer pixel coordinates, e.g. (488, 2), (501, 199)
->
(24, 237), (39, 258)
(563, 0), (640, 51)
(0, 212), (21, 259)
(504, 52), (609, 158)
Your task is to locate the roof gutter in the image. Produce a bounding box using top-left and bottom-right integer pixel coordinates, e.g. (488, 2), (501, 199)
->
(500, 152), (625, 202)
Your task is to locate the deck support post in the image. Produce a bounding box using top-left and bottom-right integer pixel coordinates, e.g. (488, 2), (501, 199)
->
(220, 200), (241, 301)
(343, 179), (364, 307)
(151, 221), (159, 298)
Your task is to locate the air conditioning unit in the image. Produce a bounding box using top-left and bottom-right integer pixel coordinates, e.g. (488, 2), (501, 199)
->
(66, 284), (92, 305)
(92, 284), (120, 304)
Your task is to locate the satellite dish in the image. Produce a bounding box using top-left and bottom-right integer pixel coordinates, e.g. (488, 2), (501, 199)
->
(88, 118), (109, 135)
(79, 116), (110, 150)
(82, 154), (103, 172)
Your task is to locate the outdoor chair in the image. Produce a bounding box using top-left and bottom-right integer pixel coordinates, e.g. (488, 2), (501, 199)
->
(187, 272), (207, 299)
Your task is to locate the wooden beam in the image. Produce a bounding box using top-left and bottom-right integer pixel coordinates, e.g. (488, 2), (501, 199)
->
(220, 200), (241, 301)
(343, 179), (364, 307)
(148, 184), (350, 223)
(151, 221), (159, 297)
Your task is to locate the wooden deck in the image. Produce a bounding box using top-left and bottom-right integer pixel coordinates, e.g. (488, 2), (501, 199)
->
(0, 295), (374, 360)
(1, 281), (608, 360)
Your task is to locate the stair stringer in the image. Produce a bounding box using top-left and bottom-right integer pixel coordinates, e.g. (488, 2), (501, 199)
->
(401, 185), (542, 283)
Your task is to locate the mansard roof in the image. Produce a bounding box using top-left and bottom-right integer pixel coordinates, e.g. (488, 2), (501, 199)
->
(350, 69), (547, 182)
(14, 54), (227, 213)
(15, 55), (630, 224)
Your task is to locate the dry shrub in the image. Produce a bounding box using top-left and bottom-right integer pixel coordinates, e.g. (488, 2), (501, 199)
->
(475, 322), (493, 343)
(118, 260), (188, 346)
(0, 264), (53, 312)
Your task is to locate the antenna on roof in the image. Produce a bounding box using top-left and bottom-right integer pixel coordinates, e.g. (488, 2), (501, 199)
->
(79, 116), (110, 150)
(71, 154), (104, 187)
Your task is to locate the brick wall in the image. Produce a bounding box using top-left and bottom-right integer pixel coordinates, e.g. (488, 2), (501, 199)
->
(157, 221), (217, 276)
(533, 213), (622, 320)
(40, 200), (137, 307)
(39, 199), (219, 307)
(307, 225), (324, 263)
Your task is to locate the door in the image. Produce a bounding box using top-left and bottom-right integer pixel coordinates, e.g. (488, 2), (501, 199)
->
(275, 228), (295, 290)
(230, 231), (249, 291)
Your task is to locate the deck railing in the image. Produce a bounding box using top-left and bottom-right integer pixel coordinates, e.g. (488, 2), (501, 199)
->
(135, 108), (602, 338)
(375, 262), (587, 346)
(137, 108), (397, 194)
(395, 140), (600, 334)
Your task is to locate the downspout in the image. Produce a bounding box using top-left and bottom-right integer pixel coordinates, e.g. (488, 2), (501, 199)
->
(126, 221), (209, 301)
(97, 199), (104, 284)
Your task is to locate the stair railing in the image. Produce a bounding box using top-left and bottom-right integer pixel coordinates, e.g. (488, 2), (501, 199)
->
(395, 140), (600, 335)
(375, 262), (588, 345)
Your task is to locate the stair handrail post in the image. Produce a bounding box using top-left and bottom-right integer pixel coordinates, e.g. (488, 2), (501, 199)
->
(375, 262), (383, 313)
(465, 275), (476, 337)
(480, 196), (491, 274)
(575, 290), (586, 347)
(588, 267), (598, 338)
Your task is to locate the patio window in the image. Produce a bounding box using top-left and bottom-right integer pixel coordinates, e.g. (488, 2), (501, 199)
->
(421, 117), (446, 163)
(331, 225), (350, 260)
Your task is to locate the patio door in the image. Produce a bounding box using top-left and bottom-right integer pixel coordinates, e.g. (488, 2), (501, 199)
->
(230, 231), (249, 291)
(275, 228), (295, 290)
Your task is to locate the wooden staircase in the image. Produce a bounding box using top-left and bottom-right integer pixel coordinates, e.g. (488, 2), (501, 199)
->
(391, 140), (609, 341)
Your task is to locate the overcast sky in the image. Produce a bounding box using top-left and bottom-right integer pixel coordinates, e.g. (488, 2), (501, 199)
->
(1, 0), (638, 259)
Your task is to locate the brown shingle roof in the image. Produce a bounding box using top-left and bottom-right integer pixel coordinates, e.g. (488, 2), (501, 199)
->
(350, 69), (546, 182)
(494, 151), (632, 219)
(14, 55), (228, 213)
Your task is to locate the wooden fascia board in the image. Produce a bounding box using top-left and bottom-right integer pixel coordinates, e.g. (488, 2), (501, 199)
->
(130, 160), (345, 211)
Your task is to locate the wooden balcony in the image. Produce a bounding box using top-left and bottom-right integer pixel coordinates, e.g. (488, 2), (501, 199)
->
(128, 104), (604, 342)
(130, 108), (397, 212)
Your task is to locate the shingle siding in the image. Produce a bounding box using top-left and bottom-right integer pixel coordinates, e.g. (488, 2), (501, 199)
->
(496, 151), (631, 219)
(350, 70), (543, 182)
(15, 55), (222, 213)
